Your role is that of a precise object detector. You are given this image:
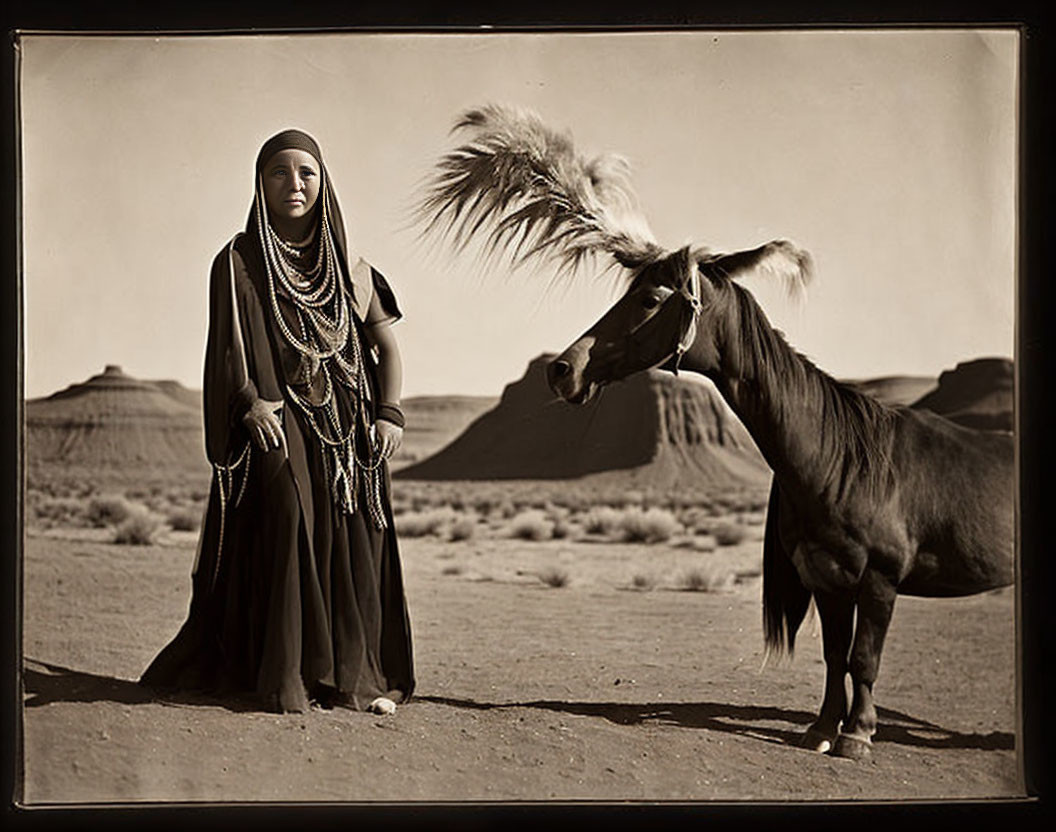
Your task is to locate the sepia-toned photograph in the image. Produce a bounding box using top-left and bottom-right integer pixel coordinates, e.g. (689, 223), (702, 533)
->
(16, 26), (1021, 805)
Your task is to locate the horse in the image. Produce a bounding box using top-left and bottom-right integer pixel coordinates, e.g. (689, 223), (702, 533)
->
(416, 103), (1016, 760)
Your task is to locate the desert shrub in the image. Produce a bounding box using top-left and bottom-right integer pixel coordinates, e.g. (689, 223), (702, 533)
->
(621, 490), (644, 508)
(680, 565), (735, 593)
(620, 507), (682, 543)
(678, 507), (715, 534)
(740, 511), (766, 527)
(538, 566), (570, 588)
(510, 510), (554, 541)
(441, 564), (464, 576)
(395, 509), (451, 538)
(86, 495), (134, 528)
(559, 494), (589, 514)
(542, 502), (568, 519)
(167, 507), (201, 532)
(32, 496), (87, 528)
(448, 516), (476, 541)
(715, 494), (741, 511)
(584, 506), (623, 536)
(669, 493), (702, 511)
(735, 565), (762, 582)
(144, 495), (171, 515)
(472, 496), (497, 516)
(499, 500), (518, 520)
(713, 522), (747, 547)
(746, 494), (770, 513)
(630, 572), (656, 591)
(113, 510), (159, 545)
(551, 518), (573, 540)
(691, 535), (718, 553)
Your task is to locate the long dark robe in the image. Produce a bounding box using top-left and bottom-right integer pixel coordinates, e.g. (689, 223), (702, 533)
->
(139, 233), (414, 713)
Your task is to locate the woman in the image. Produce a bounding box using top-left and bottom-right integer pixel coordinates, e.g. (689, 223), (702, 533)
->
(140, 129), (414, 714)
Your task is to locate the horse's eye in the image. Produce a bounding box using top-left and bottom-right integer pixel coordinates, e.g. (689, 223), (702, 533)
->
(641, 286), (673, 310)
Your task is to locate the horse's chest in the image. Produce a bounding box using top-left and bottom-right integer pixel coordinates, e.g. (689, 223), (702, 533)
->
(790, 541), (869, 593)
(782, 506), (877, 592)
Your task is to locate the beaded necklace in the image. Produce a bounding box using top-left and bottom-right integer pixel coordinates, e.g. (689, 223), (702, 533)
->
(251, 171), (387, 529)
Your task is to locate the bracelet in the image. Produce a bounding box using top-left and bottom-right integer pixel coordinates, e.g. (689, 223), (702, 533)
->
(375, 401), (406, 429)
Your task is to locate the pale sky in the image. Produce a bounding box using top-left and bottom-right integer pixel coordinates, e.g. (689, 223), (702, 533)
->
(20, 29), (1018, 400)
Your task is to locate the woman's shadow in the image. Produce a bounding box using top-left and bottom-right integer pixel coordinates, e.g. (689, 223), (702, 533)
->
(22, 657), (261, 713)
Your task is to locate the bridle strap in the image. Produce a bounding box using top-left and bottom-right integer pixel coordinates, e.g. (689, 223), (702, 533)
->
(670, 265), (703, 374)
(623, 264), (704, 375)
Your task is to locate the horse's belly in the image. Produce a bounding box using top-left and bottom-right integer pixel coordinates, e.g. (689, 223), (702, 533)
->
(898, 545), (1014, 597)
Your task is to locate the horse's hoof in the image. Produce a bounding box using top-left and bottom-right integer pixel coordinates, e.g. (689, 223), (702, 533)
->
(368, 696), (397, 715)
(801, 727), (835, 754)
(833, 733), (873, 761)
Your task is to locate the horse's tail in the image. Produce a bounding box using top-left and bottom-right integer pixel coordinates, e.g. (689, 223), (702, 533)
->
(762, 482), (812, 658)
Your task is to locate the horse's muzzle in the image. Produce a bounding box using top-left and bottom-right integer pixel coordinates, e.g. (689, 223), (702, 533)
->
(546, 341), (596, 404)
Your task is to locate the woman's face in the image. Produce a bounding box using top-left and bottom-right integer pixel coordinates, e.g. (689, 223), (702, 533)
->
(261, 149), (322, 226)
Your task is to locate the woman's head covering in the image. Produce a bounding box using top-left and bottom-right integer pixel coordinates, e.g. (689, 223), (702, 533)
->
(255, 128), (323, 173)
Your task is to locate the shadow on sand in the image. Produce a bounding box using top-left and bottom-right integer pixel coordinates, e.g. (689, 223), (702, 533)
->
(23, 658), (1014, 753)
(22, 658), (264, 714)
(415, 694), (1014, 753)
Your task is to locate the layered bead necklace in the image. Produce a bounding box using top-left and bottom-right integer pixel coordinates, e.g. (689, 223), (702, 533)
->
(254, 177), (387, 529)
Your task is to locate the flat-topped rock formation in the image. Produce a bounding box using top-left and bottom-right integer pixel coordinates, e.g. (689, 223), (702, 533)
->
(26, 365), (206, 470)
(396, 354), (772, 490)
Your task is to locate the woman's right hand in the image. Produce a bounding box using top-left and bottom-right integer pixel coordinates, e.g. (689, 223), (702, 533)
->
(242, 398), (286, 453)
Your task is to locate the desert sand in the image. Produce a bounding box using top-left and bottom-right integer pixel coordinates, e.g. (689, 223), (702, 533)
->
(22, 521), (1017, 803)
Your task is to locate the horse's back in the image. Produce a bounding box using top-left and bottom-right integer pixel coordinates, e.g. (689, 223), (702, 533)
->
(893, 408), (1014, 596)
(895, 407), (1013, 499)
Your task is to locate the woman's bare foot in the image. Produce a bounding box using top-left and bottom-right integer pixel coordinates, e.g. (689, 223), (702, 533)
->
(367, 696), (397, 715)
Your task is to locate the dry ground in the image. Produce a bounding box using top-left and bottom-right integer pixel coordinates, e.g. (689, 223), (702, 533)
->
(20, 508), (1019, 805)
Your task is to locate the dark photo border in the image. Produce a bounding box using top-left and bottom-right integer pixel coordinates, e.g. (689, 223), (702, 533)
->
(3, 3), (1051, 829)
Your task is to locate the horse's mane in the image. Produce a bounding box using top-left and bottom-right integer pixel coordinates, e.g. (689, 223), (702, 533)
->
(727, 281), (896, 494)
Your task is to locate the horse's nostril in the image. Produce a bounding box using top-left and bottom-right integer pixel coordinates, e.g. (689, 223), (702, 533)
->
(549, 358), (574, 388)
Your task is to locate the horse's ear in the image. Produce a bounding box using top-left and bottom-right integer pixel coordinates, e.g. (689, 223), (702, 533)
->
(694, 250), (729, 289)
(697, 241), (813, 296)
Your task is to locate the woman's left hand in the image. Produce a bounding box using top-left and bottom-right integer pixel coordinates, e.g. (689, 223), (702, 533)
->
(375, 420), (403, 460)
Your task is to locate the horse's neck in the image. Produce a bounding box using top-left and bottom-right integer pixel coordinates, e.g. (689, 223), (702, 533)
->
(691, 287), (842, 493)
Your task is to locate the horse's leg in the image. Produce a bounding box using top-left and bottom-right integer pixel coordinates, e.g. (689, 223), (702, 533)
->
(802, 589), (855, 753)
(833, 567), (898, 761)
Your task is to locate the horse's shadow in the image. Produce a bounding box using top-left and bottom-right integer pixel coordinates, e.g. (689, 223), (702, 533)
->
(415, 695), (1015, 753)
(21, 658), (262, 713)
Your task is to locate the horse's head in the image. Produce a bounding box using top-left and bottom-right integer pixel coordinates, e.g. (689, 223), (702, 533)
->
(547, 245), (721, 404)
(547, 239), (812, 404)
